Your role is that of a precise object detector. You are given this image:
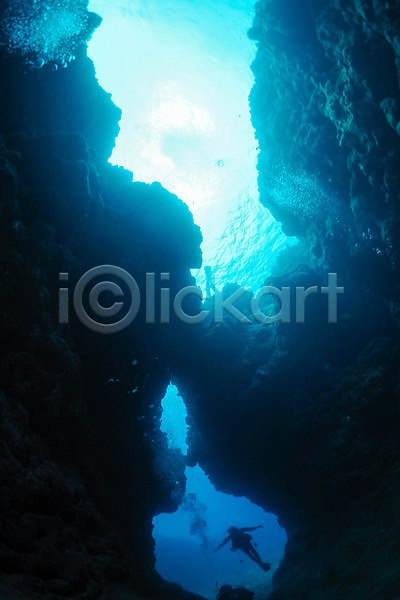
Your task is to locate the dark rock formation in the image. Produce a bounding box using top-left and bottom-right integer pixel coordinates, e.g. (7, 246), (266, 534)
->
(173, 269), (400, 599)
(0, 35), (203, 600)
(168, 1), (400, 598)
(217, 584), (255, 600)
(1, 2), (400, 600)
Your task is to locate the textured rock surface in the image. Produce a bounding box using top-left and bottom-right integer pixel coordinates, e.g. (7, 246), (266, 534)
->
(1, 2), (400, 600)
(173, 271), (400, 600)
(249, 0), (400, 299)
(0, 0), (102, 67)
(171, 1), (400, 598)
(0, 43), (203, 600)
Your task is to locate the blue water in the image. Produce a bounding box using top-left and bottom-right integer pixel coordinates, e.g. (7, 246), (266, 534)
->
(160, 384), (189, 455)
(87, 0), (298, 292)
(86, 2), (291, 594)
(154, 464), (287, 598)
(156, 385), (287, 597)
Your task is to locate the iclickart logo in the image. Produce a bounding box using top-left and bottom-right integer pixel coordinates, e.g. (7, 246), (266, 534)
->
(58, 266), (344, 334)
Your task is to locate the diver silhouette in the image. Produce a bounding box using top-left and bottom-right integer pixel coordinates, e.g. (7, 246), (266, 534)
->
(205, 266), (216, 299)
(215, 526), (271, 572)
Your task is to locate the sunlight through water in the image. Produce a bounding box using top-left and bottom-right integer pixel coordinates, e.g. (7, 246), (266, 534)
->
(88, 0), (296, 291)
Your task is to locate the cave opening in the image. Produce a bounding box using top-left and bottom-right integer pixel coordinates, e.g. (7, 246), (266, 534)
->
(155, 384), (287, 598)
(85, 0), (294, 594)
(1, 0), (400, 598)
(87, 0), (301, 292)
(160, 383), (189, 457)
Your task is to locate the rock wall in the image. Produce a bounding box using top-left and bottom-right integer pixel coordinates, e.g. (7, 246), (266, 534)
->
(169, 1), (400, 598)
(0, 33), (203, 600)
(1, 2), (400, 600)
(249, 0), (400, 299)
(173, 270), (400, 599)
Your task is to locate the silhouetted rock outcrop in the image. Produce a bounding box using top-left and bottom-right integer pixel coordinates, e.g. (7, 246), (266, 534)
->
(0, 34), (203, 600)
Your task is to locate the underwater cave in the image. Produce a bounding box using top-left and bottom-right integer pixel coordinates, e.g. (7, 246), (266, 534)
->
(87, 0), (302, 292)
(0, 1), (400, 600)
(155, 384), (286, 597)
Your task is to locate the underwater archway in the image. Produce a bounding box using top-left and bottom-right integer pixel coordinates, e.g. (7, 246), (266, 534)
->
(154, 384), (287, 598)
